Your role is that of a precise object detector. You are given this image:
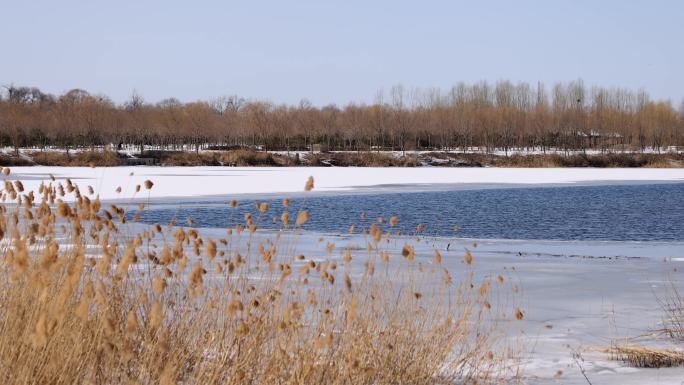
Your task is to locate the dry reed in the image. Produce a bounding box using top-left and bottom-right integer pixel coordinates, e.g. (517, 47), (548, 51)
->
(0, 169), (520, 384)
(610, 346), (684, 368)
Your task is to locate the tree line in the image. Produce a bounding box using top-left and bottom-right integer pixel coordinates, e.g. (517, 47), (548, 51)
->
(1, 80), (683, 156)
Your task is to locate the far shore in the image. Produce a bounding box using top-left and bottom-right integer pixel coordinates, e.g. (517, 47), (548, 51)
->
(1, 147), (683, 168)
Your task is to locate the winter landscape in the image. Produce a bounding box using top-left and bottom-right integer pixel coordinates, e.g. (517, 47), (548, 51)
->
(2, 1), (684, 385)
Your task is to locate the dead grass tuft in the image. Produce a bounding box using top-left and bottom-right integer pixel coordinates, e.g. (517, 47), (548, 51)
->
(610, 346), (684, 368)
(306, 152), (419, 167)
(30, 150), (125, 166)
(150, 149), (289, 166)
(424, 152), (684, 168)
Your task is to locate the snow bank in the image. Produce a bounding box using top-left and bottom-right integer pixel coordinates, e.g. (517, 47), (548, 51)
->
(5, 166), (684, 201)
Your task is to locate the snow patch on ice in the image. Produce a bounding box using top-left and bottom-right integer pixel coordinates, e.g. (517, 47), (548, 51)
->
(6, 166), (684, 202)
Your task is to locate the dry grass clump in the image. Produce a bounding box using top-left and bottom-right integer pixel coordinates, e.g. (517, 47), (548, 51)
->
(0, 170), (519, 384)
(217, 149), (284, 166)
(155, 149), (287, 166)
(155, 151), (219, 166)
(423, 152), (684, 168)
(29, 150), (125, 166)
(552, 153), (674, 167)
(641, 153), (684, 168)
(306, 152), (419, 167)
(75, 150), (126, 166)
(609, 346), (684, 368)
(0, 154), (35, 166)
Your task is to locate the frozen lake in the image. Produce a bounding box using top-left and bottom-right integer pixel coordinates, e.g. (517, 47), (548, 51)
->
(129, 181), (683, 384)
(130, 183), (684, 242)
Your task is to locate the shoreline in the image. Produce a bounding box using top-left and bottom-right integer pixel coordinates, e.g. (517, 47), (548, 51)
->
(2, 148), (683, 168)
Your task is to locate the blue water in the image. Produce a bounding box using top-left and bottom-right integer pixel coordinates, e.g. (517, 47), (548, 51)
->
(130, 183), (684, 242)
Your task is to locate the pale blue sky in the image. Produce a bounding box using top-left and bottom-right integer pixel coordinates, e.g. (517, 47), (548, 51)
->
(1, 0), (682, 105)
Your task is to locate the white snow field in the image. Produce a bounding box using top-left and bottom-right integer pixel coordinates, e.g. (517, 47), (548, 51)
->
(6, 166), (684, 201)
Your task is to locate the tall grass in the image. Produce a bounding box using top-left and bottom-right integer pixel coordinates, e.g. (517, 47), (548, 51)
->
(0, 168), (519, 384)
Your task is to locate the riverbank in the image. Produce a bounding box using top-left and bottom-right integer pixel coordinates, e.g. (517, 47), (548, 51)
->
(1, 148), (683, 168)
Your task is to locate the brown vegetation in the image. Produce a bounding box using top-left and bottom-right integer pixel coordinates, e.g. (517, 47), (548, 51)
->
(151, 149), (289, 166)
(306, 152), (419, 167)
(1, 81), (683, 156)
(3, 149), (682, 167)
(425, 152), (684, 168)
(610, 346), (684, 368)
(30, 150), (126, 166)
(0, 171), (520, 384)
(0, 153), (33, 166)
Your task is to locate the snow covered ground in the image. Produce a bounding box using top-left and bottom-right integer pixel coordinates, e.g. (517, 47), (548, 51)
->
(5, 166), (684, 202)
